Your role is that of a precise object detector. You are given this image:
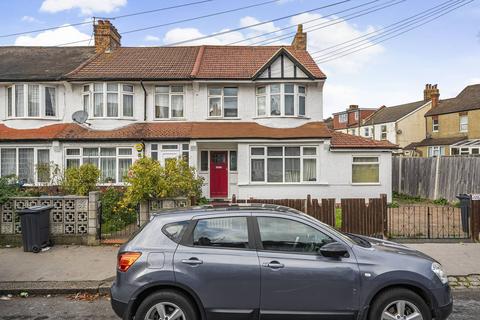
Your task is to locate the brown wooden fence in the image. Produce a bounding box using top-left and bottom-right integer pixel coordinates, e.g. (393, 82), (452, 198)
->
(232, 194), (386, 238)
(341, 195), (387, 238)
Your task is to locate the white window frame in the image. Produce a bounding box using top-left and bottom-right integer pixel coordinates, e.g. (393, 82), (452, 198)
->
(364, 127), (370, 137)
(64, 146), (135, 184)
(6, 84), (58, 119)
(459, 115), (468, 132)
(432, 118), (439, 132)
(0, 147), (51, 185)
(83, 83), (135, 119)
(428, 146), (445, 157)
(208, 87), (238, 118)
(354, 111), (359, 120)
(149, 143), (189, 165)
(249, 145), (318, 184)
(255, 84), (307, 118)
(339, 113), (347, 123)
(154, 85), (185, 120)
(380, 125), (387, 140)
(351, 156), (380, 185)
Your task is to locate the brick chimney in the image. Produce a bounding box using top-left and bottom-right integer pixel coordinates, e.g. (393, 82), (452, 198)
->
(291, 24), (307, 50)
(94, 20), (121, 53)
(424, 84), (440, 108)
(348, 104), (359, 110)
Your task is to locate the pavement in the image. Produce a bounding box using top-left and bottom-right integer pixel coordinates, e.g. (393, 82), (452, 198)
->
(1, 291), (480, 319)
(407, 243), (480, 276)
(0, 242), (479, 294)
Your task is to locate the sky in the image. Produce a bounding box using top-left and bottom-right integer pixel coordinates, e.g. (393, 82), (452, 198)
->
(0, 0), (479, 117)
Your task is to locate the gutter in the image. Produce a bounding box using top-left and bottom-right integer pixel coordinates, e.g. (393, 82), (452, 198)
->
(140, 80), (147, 121)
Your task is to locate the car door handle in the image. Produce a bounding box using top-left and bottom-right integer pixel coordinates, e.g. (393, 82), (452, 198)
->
(182, 258), (203, 266)
(263, 261), (284, 269)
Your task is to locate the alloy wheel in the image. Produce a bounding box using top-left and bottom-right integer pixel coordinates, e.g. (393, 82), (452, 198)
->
(145, 302), (186, 320)
(381, 300), (423, 320)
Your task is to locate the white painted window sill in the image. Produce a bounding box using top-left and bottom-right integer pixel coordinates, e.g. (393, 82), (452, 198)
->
(351, 183), (381, 186)
(206, 117), (241, 120)
(253, 116), (310, 120)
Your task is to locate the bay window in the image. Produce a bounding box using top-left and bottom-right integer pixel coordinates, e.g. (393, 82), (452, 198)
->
(0, 147), (50, 184)
(65, 147), (134, 183)
(256, 84), (306, 117)
(208, 87), (238, 118)
(352, 156), (379, 184)
(83, 83), (135, 118)
(6, 84), (56, 118)
(250, 146), (317, 183)
(155, 85), (184, 119)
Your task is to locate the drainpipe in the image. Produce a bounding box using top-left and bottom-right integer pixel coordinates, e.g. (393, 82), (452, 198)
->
(141, 80), (147, 121)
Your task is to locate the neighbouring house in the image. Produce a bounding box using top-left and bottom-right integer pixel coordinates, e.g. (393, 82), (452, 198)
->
(359, 84), (435, 154)
(407, 84), (480, 157)
(0, 21), (396, 202)
(332, 105), (377, 135)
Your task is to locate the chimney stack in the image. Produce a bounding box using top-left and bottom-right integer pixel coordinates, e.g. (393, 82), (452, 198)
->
(291, 24), (307, 50)
(349, 104), (359, 110)
(94, 20), (121, 53)
(424, 84), (440, 108)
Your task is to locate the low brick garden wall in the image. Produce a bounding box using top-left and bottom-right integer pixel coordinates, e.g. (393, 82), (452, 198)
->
(0, 192), (100, 246)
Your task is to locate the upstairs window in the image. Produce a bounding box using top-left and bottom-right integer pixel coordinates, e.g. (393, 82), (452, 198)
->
(256, 84), (306, 117)
(6, 84), (57, 118)
(459, 114), (468, 132)
(364, 127), (370, 137)
(155, 85), (184, 119)
(432, 118), (439, 132)
(208, 87), (238, 118)
(338, 113), (347, 123)
(83, 83), (134, 118)
(380, 125), (387, 140)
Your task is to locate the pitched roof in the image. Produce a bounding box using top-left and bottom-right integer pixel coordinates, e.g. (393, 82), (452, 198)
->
(67, 45), (325, 80)
(0, 122), (394, 149)
(405, 136), (467, 149)
(0, 46), (96, 81)
(329, 131), (398, 149)
(425, 84), (480, 116)
(364, 100), (428, 125)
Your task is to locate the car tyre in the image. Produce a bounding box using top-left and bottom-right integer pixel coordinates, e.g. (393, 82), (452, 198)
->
(135, 290), (197, 320)
(369, 288), (431, 320)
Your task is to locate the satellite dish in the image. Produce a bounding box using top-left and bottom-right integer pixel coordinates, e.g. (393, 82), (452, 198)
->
(72, 110), (89, 125)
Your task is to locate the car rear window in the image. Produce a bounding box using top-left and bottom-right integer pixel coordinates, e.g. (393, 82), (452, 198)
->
(162, 221), (189, 243)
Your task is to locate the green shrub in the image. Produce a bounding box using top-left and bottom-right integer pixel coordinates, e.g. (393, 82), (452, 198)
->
(121, 157), (204, 207)
(100, 187), (137, 233)
(0, 176), (19, 205)
(61, 163), (100, 196)
(388, 201), (400, 208)
(432, 198), (449, 206)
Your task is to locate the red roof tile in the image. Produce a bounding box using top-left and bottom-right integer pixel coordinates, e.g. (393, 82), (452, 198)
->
(67, 45), (325, 80)
(0, 122), (396, 149)
(330, 131), (398, 149)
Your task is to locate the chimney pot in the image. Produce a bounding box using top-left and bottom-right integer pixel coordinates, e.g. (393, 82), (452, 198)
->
(291, 24), (307, 50)
(94, 19), (121, 53)
(423, 83), (440, 107)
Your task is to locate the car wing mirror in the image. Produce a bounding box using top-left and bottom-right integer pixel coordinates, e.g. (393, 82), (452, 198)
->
(320, 242), (349, 258)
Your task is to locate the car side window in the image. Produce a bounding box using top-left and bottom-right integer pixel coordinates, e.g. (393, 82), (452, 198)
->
(193, 217), (249, 249)
(257, 217), (333, 253)
(162, 221), (189, 243)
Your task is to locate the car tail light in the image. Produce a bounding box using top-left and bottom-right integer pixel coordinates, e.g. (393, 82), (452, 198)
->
(118, 252), (141, 272)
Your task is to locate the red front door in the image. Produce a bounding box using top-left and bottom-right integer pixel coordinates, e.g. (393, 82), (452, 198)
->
(210, 151), (228, 198)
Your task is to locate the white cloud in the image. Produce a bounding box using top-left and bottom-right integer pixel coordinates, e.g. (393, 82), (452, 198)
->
(21, 16), (41, 23)
(145, 35), (160, 42)
(14, 25), (91, 46)
(40, 0), (127, 15)
(290, 13), (384, 73)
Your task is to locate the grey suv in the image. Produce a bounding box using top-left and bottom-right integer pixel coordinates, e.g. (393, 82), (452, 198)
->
(110, 205), (452, 320)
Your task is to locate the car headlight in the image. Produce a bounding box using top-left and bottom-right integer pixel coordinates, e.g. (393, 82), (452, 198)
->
(432, 262), (448, 284)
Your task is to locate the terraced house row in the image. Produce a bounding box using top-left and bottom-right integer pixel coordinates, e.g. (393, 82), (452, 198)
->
(0, 21), (396, 201)
(332, 83), (480, 158)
